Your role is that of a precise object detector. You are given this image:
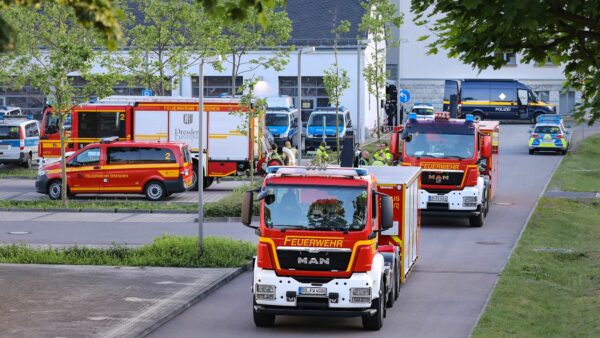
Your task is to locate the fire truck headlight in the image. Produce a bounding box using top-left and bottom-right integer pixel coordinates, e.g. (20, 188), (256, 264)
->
(463, 196), (477, 207)
(255, 284), (276, 300)
(350, 287), (371, 303)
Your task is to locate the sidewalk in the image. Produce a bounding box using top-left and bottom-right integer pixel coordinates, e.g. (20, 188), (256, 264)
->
(0, 264), (246, 338)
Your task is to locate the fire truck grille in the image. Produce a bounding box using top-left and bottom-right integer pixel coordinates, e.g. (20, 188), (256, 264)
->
(277, 249), (351, 271)
(422, 171), (464, 186)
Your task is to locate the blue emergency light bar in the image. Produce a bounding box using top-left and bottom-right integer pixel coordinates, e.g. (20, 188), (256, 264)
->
(465, 114), (474, 123)
(266, 166), (369, 177)
(536, 114), (562, 124)
(414, 102), (433, 106)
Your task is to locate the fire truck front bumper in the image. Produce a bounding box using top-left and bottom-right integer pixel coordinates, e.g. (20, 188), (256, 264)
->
(252, 257), (385, 317)
(419, 185), (483, 216)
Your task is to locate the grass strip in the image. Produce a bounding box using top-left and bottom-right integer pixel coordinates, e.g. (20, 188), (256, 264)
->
(472, 198), (600, 337)
(0, 235), (256, 268)
(0, 184), (260, 216)
(0, 166), (37, 178)
(549, 134), (600, 192)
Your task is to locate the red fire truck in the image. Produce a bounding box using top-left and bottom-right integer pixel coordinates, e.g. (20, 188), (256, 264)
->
(390, 112), (499, 227)
(241, 166), (421, 330)
(39, 96), (262, 189)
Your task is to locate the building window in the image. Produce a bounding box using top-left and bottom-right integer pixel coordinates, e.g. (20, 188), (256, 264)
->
(279, 76), (330, 123)
(536, 91), (550, 102)
(496, 52), (517, 65)
(0, 85), (46, 118)
(191, 76), (243, 97)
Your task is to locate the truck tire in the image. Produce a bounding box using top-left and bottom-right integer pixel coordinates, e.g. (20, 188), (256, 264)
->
(471, 112), (483, 122)
(144, 181), (166, 201)
(469, 203), (486, 227)
(203, 177), (214, 189)
(529, 149), (534, 155)
(253, 301), (275, 327)
(362, 280), (385, 330)
(190, 164), (199, 191)
(386, 267), (397, 308)
(532, 112), (542, 124)
(22, 154), (32, 169)
(394, 260), (400, 301)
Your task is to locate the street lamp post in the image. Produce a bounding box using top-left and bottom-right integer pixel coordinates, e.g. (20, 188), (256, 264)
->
(357, 39), (370, 144)
(295, 46), (315, 164)
(198, 55), (221, 256)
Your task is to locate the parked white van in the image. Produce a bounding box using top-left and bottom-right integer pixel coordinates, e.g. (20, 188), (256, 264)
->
(0, 117), (40, 168)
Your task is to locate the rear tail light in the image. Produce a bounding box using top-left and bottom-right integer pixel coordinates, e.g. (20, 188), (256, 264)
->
(19, 127), (25, 150)
(531, 133), (540, 139)
(556, 134), (563, 139)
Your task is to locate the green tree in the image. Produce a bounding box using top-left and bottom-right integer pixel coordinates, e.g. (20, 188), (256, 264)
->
(1, 3), (120, 205)
(412, 0), (600, 124)
(222, 0), (292, 97)
(359, 0), (403, 140)
(237, 77), (267, 184)
(197, 0), (277, 27)
(0, 0), (123, 52)
(323, 19), (351, 160)
(117, 0), (224, 96)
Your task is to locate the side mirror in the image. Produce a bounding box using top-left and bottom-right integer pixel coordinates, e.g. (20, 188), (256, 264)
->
(401, 133), (412, 142)
(380, 195), (394, 231)
(241, 191), (257, 228)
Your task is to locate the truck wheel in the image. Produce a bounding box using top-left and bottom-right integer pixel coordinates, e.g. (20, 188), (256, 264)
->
(22, 154), (32, 169)
(189, 164), (199, 191)
(561, 149), (567, 155)
(394, 260), (400, 300)
(253, 302), (275, 327)
(386, 268), (397, 308)
(48, 180), (62, 200)
(532, 113), (541, 124)
(528, 149), (534, 155)
(362, 280), (385, 330)
(469, 203), (486, 227)
(203, 177), (214, 189)
(144, 181), (166, 201)
(472, 112), (483, 122)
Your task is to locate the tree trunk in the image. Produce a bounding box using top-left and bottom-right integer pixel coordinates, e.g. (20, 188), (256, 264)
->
(231, 56), (236, 97)
(335, 104), (340, 162)
(58, 108), (68, 207)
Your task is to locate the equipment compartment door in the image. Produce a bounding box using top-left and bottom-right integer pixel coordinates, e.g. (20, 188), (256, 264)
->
(207, 111), (249, 161)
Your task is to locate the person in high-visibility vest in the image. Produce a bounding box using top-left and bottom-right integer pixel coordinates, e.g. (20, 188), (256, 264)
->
(358, 151), (370, 166)
(373, 143), (384, 163)
(283, 140), (298, 166)
(270, 143), (282, 162)
(313, 141), (329, 165)
(382, 142), (393, 165)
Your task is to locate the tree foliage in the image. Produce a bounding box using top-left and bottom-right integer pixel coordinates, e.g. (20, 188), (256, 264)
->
(221, 0), (292, 96)
(0, 0), (123, 52)
(115, 0), (224, 96)
(197, 0), (276, 27)
(412, 0), (600, 124)
(0, 3), (120, 205)
(323, 19), (351, 157)
(359, 0), (403, 140)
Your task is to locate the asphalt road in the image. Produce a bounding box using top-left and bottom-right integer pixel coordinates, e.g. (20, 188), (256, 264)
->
(148, 124), (563, 337)
(0, 124), (576, 337)
(0, 178), (245, 203)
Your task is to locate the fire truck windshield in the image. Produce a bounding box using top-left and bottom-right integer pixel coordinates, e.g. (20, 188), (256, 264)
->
(264, 185), (367, 232)
(405, 131), (475, 159)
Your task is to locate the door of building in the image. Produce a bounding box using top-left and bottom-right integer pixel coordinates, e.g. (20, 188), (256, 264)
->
(559, 91), (576, 115)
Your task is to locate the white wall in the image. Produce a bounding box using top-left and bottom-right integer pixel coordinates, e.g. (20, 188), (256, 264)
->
(396, 0), (566, 81)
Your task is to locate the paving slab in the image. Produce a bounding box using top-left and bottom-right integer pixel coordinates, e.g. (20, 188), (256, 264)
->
(0, 264), (241, 338)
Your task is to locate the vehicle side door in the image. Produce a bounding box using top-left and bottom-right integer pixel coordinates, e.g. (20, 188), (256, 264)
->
(66, 146), (102, 193)
(104, 146), (143, 193)
(24, 122), (40, 159)
(517, 89), (529, 120)
(489, 85), (516, 119)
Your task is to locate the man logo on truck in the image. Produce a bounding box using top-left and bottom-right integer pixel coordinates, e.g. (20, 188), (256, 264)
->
(183, 113), (193, 125)
(297, 257), (330, 265)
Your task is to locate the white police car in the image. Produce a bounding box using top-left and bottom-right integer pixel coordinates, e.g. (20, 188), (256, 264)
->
(410, 102), (435, 120)
(0, 117), (39, 168)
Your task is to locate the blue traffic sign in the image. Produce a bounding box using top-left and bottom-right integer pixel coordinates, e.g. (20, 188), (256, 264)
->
(399, 89), (411, 103)
(142, 89), (153, 96)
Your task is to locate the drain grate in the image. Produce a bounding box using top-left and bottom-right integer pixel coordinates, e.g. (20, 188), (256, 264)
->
(475, 241), (503, 245)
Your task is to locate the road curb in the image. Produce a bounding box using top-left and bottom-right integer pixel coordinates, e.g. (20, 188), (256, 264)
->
(0, 176), (36, 180)
(110, 262), (252, 338)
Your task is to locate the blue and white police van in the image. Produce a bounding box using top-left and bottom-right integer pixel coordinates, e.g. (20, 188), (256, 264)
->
(265, 96), (298, 148)
(305, 107), (353, 150)
(0, 115), (40, 168)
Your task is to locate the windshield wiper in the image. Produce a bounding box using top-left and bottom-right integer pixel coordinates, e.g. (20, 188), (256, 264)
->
(276, 225), (306, 232)
(415, 154), (440, 158)
(443, 155), (468, 159)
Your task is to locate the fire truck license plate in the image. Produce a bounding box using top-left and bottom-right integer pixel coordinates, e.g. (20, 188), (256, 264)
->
(429, 195), (448, 203)
(299, 287), (327, 296)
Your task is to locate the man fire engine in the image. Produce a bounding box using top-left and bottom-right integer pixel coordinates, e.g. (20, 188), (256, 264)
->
(38, 96), (265, 190)
(390, 112), (499, 227)
(241, 166), (421, 330)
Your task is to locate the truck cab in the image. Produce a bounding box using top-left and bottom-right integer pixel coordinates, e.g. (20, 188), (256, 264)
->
(305, 108), (352, 150)
(391, 112), (499, 227)
(241, 166), (420, 330)
(265, 96), (298, 148)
